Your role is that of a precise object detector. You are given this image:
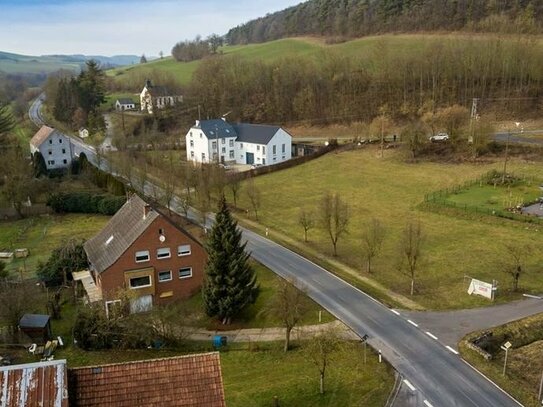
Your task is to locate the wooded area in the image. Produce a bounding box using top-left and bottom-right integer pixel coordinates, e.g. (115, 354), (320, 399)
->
(226, 0), (543, 44)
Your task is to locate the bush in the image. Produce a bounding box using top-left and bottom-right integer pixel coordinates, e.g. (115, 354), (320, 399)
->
(47, 192), (126, 215)
(36, 240), (88, 286)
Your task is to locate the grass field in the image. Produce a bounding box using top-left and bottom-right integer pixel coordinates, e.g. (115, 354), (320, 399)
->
(107, 33), (543, 88)
(0, 214), (110, 278)
(229, 147), (543, 310)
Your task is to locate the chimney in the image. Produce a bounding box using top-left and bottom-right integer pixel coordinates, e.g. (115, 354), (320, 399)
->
(143, 204), (152, 219)
(195, 120), (200, 126)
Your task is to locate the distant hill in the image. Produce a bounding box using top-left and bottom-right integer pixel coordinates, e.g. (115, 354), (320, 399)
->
(0, 51), (141, 75)
(226, 0), (542, 44)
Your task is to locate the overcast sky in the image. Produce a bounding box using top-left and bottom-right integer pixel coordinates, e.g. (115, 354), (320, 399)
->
(1, 0), (302, 56)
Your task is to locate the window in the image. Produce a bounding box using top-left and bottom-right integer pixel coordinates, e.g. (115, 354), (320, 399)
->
(190, 140), (194, 147)
(179, 267), (192, 279)
(59, 138), (62, 143)
(129, 275), (151, 289)
(49, 139), (52, 144)
(229, 139), (234, 147)
(50, 160), (55, 165)
(240, 143), (243, 149)
(221, 138), (225, 144)
(157, 247), (171, 259)
(229, 150), (234, 159)
(190, 131), (193, 137)
(262, 146), (266, 154)
(282, 143), (286, 153)
(158, 270), (172, 282)
(178, 244), (191, 256)
(63, 159), (67, 164)
(62, 149), (66, 154)
(212, 141), (217, 150)
(221, 147), (226, 153)
(135, 250), (150, 263)
(190, 151), (194, 158)
(202, 153), (206, 160)
(263, 158), (266, 165)
(257, 145), (260, 151)
(273, 145), (276, 155)
(48, 150), (52, 155)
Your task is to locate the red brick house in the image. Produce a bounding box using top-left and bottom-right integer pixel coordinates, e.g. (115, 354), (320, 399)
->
(83, 194), (205, 313)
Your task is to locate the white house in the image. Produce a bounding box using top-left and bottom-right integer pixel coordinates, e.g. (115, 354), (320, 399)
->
(29, 125), (72, 170)
(115, 98), (136, 111)
(140, 80), (183, 114)
(185, 119), (292, 166)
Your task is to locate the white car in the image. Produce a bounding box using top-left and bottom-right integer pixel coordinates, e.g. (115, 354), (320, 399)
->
(429, 133), (449, 142)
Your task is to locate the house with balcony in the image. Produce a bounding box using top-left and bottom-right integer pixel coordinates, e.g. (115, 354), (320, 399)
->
(82, 194), (205, 313)
(185, 119), (292, 166)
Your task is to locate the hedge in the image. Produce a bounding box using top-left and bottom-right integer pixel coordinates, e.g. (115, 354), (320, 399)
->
(47, 192), (126, 215)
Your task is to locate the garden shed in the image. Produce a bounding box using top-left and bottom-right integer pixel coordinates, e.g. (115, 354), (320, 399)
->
(19, 314), (52, 343)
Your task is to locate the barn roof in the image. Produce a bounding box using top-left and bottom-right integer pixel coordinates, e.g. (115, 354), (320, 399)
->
(232, 123), (281, 145)
(68, 353), (226, 407)
(0, 360), (68, 407)
(30, 125), (57, 148)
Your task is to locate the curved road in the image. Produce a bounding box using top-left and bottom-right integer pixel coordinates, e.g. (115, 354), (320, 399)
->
(30, 96), (527, 406)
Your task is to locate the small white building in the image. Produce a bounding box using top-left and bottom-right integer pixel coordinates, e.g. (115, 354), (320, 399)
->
(115, 98), (136, 111)
(185, 119), (292, 166)
(29, 125), (72, 170)
(140, 80), (182, 114)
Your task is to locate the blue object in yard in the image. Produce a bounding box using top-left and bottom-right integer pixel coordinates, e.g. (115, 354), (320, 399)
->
(213, 335), (227, 348)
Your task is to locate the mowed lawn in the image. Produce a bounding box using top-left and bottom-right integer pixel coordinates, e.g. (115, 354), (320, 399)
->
(231, 147), (543, 309)
(0, 214), (110, 278)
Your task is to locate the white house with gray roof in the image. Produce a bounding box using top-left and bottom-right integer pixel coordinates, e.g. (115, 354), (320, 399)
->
(185, 119), (292, 166)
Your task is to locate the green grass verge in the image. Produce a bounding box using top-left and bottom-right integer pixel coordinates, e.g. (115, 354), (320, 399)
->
(227, 147), (543, 310)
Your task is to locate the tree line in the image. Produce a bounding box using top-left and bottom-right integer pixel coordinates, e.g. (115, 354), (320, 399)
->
(191, 35), (542, 126)
(226, 0), (542, 44)
(171, 34), (224, 62)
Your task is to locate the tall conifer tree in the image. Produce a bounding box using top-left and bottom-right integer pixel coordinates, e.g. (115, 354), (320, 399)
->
(202, 196), (259, 324)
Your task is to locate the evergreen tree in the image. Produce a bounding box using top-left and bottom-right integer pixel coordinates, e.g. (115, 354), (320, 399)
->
(0, 103), (14, 147)
(77, 60), (106, 114)
(202, 196), (259, 324)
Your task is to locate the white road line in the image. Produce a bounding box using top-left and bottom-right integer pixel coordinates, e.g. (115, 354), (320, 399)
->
(403, 379), (416, 392)
(391, 309), (400, 316)
(423, 400), (434, 407)
(445, 345), (459, 355)
(425, 331), (438, 340)
(407, 319), (418, 327)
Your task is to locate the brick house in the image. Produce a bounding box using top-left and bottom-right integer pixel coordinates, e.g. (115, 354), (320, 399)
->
(83, 194), (205, 313)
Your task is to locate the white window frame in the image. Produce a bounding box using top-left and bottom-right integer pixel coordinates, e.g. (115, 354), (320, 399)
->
(158, 270), (172, 282)
(157, 247), (171, 259)
(178, 244), (191, 256)
(179, 267), (192, 279)
(229, 139), (234, 147)
(105, 299), (122, 319)
(129, 275), (152, 289)
(135, 250), (150, 263)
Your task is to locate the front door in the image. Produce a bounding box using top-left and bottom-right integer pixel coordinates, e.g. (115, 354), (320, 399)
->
(130, 294), (153, 313)
(246, 152), (254, 165)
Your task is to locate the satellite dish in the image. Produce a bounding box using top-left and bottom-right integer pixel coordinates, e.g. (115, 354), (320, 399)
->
(159, 234), (166, 243)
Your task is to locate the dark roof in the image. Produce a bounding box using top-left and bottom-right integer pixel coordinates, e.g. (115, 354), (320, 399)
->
(83, 194), (159, 274)
(0, 360), (68, 407)
(68, 353), (226, 407)
(232, 123), (281, 145)
(148, 85), (175, 97)
(19, 313), (50, 328)
(116, 98), (134, 105)
(194, 119), (237, 139)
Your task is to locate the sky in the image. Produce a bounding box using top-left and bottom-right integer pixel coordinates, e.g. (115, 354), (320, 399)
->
(0, 0), (303, 56)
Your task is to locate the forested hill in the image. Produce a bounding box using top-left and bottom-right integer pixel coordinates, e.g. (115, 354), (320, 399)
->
(225, 0), (542, 44)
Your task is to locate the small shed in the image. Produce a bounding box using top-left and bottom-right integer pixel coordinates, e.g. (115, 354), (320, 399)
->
(19, 314), (52, 344)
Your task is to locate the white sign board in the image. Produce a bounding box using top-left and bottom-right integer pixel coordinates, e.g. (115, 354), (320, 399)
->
(468, 279), (494, 300)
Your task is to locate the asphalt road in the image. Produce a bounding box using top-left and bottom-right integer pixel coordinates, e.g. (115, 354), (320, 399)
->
(29, 93), (46, 127)
(29, 96), (526, 406)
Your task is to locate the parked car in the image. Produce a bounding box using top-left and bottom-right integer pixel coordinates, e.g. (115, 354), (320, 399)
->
(250, 164), (263, 169)
(218, 163), (232, 170)
(429, 132), (449, 142)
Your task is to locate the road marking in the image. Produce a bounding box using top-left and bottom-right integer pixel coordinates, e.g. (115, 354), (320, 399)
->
(390, 309), (400, 316)
(445, 345), (459, 355)
(425, 331), (438, 340)
(403, 379), (416, 392)
(407, 319), (418, 327)
(423, 400), (434, 407)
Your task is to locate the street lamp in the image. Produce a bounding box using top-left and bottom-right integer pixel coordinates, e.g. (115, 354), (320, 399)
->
(501, 341), (512, 376)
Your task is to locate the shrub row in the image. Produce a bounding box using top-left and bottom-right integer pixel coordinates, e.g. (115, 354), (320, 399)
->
(47, 192), (126, 215)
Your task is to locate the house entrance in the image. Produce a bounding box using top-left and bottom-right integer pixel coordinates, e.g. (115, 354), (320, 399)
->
(246, 152), (254, 165)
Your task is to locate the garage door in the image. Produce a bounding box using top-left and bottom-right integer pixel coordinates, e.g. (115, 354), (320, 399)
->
(130, 294), (153, 313)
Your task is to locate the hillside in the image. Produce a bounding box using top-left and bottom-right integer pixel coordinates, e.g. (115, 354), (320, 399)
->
(0, 51), (140, 74)
(225, 0), (542, 44)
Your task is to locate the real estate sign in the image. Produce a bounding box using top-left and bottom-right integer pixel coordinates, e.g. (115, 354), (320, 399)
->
(467, 278), (494, 300)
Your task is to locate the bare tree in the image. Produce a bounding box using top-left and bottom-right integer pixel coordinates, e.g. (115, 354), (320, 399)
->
(401, 121), (426, 159)
(229, 177), (242, 208)
(360, 218), (386, 274)
(370, 110), (392, 158)
(435, 104), (469, 142)
(179, 195), (191, 218)
(195, 166), (211, 225)
(500, 243), (530, 292)
(246, 178), (261, 221)
(306, 328), (342, 395)
(319, 192), (349, 256)
(398, 220), (424, 295)
(0, 281), (43, 342)
(298, 209), (314, 242)
(268, 277), (309, 352)
(1, 149), (37, 218)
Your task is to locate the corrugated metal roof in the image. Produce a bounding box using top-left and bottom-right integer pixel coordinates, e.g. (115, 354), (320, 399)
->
(83, 194), (158, 274)
(69, 353), (226, 407)
(0, 359), (68, 407)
